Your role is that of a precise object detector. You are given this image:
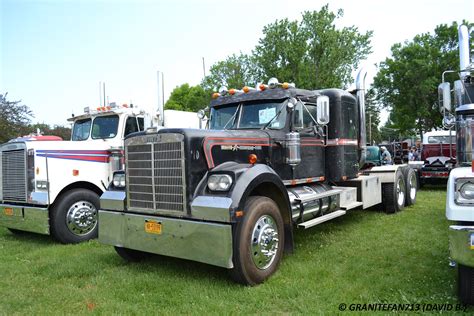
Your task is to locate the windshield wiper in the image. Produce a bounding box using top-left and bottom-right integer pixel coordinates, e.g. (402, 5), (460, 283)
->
(261, 107), (283, 130)
(223, 104), (242, 129)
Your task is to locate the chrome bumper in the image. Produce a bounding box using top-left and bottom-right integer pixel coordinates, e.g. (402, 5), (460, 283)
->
(0, 204), (49, 235)
(449, 225), (474, 267)
(99, 210), (234, 268)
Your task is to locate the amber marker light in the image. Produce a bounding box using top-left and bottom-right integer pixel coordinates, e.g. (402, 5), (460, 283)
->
(282, 82), (289, 89)
(235, 211), (244, 217)
(243, 86), (250, 93)
(259, 84), (267, 91)
(212, 92), (220, 99)
(248, 154), (257, 164)
(229, 89), (236, 95)
(36, 167), (40, 175)
(73, 169), (79, 176)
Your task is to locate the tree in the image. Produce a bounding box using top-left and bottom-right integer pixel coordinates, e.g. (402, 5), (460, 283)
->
(202, 54), (261, 92)
(202, 5), (372, 91)
(164, 84), (210, 112)
(253, 5), (372, 89)
(0, 93), (33, 143)
(365, 88), (382, 144)
(373, 21), (471, 138)
(26, 123), (71, 140)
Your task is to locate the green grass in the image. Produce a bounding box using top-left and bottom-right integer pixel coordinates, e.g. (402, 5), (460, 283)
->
(0, 188), (472, 314)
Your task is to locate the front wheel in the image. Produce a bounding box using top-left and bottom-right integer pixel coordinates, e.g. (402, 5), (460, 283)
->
(50, 189), (100, 244)
(229, 196), (284, 285)
(458, 264), (474, 305)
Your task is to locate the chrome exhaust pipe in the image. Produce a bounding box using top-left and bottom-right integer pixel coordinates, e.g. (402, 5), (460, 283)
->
(459, 25), (470, 79)
(356, 67), (368, 166)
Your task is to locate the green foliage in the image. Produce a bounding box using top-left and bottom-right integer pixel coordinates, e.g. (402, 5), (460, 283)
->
(373, 21), (471, 136)
(201, 54), (261, 91)
(254, 6), (372, 89)
(0, 189), (471, 314)
(0, 93), (33, 143)
(365, 88), (382, 144)
(165, 84), (210, 112)
(26, 123), (71, 140)
(202, 5), (373, 91)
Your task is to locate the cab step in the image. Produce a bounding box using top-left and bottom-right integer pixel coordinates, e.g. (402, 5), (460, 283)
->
(297, 210), (346, 229)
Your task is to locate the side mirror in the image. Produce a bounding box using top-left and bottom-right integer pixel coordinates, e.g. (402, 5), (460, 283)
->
(316, 95), (330, 125)
(197, 109), (206, 120)
(438, 82), (451, 112)
(287, 98), (297, 111)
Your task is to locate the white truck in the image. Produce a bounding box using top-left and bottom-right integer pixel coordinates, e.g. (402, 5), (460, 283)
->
(0, 103), (201, 243)
(443, 24), (474, 305)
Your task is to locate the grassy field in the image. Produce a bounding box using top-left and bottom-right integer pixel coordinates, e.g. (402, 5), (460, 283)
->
(0, 187), (472, 314)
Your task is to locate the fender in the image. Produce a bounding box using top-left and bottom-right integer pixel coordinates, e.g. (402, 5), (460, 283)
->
(198, 162), (294, 253)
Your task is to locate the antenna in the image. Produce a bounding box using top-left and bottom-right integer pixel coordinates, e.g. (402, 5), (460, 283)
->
(103, 82), (106, 108)
(202, 57), (206, 78)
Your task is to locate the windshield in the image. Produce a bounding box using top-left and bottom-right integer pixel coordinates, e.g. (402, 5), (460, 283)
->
(91, 115), (119, 139)
(71, 119), (91, 141)
(210, 100), (287, 130)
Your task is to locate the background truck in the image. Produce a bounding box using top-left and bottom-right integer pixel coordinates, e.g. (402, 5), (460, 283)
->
(419, 130), (456, 184)
(444, 24), (474, 305)
(99, 69), (419, 285)
(0, 102), (201, 243)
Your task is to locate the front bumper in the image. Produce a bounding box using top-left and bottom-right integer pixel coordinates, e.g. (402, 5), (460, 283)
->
(0, 204), (49, 235)
(449, 225), (474, 267)
(99, 210), (234, 268)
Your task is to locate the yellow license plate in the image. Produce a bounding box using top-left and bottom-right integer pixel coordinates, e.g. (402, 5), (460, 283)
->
(145, 220), (162, 235)
(4, 208), (13, 216)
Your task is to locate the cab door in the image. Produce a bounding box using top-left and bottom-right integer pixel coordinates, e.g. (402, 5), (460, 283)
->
(292, 102), (325, 180)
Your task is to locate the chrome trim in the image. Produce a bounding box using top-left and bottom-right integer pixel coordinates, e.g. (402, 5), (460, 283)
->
(100, 190), (126, 211)
(449, 225), (474, 266)
(251, 214), (279, 269)
(456, 117), (473, 165)
(356, 67), (368, 165)
(99, 210), (233, 268)
(30, 192), (49, 205)
(0, 204), (49, 235)
(458, 25), (470, 78)
(456, 103), (474, 112)
(191, 196), (232, 222)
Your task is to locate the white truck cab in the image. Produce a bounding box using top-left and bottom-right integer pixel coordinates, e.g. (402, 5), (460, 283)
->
(0, 104), (148, 243)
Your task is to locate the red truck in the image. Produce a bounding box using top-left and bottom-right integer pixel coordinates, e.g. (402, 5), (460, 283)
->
(420, 130), (456, 183)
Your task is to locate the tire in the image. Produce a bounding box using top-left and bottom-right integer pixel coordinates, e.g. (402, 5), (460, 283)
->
(382, 169), (406, 214)
(229, 196), (284, 285)
(50, 189), (100, 244)
(458, 264), (474, 305)
(114, 246), (151, 262)
(403, 168), (418, 206)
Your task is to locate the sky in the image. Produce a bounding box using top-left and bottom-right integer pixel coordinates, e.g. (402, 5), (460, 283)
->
(1, 0), (473, 126)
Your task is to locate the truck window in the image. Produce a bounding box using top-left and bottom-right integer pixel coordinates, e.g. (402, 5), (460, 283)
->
(428, 135), (456, 144)
(124, 117), (139, 136)
(137, 117), (144, 131)
(71, 118), (92, 141)
(210, 105), (239, 130)
(91, 115), (119, 139)
(239, 101), (286, 129)
(293, 102), (317, 129)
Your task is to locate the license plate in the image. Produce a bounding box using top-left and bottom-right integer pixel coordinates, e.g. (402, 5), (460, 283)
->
(145, 220), (162, 235)
(4, 208), (13, 216)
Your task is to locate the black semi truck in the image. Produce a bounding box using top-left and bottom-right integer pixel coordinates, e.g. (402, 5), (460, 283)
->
(98, 70), (418, 285)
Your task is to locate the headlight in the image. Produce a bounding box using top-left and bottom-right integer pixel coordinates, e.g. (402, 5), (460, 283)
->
(207, 174), (233, 191)
(36, 180), (48, 190)
(113, 173), (126, 188)
(455, 178), (474, 204)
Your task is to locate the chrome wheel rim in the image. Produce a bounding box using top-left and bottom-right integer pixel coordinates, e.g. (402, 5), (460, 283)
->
(251, 215), (279, 270)
(66, 200), (98, 236)
(396, 178), (405, 207)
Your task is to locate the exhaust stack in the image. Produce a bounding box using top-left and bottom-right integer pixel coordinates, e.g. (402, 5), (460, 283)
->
(356, 67), (368, 166)
(459, 25), (471, 79)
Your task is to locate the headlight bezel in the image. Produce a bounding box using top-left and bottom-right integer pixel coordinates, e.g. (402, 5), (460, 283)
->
(207, 173), (233, 192)
(112, 172), (126, 189)
(455, 178), (474, 205)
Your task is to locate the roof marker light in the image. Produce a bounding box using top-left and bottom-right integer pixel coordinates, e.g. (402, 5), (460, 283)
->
(212, 92), (220, 99)
(219, 86), (228, 96)
(268, 77), (279, 89)
(259, 83), (267, 91)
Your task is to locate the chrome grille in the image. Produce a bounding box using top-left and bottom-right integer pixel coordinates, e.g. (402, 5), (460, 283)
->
(2, 149), (27, 202)
(127, 135), (185, 213)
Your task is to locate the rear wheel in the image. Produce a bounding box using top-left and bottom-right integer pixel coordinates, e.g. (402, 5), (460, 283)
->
(50, 189), (99, 244)
(229, 196), (284, 285)
(115, 246), (151, 262)
(458, 264), (474, 305)
(404, 168), (418, 206)
(382, 169), (406, 214)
